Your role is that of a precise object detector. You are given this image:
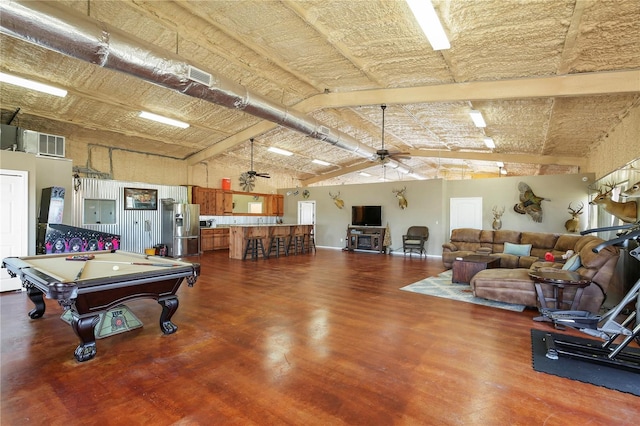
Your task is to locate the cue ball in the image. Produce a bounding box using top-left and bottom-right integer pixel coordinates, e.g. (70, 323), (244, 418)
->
(112, 265), (119, 271)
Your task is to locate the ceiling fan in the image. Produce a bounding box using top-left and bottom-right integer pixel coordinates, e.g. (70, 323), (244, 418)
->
(375, 104), (410, 163)
(239, 138), (270, 191)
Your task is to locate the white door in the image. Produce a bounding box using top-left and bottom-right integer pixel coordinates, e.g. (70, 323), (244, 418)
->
(450, 197), (483, 235)
(0, 170), (28, 292)
(298, 200), (315, 225)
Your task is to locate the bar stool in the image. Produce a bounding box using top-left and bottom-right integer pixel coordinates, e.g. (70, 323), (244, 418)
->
(307, 228), (316, 253)
(243, 237), (266, 260)
(267, 229), (288, 258)
(289, 226), (306, 255)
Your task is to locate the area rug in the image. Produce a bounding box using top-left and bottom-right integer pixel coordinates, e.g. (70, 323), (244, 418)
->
(400, 270), (525, 312)
(531, 329), (640, 396)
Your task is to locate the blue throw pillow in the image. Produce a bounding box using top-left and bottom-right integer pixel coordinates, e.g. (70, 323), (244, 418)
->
(503, 242), (532, 256)
(562, 254), (582, 271)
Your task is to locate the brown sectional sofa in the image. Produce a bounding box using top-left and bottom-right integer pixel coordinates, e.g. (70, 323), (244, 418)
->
(442, 228), (620, 313)
(442, 228), (582, 269)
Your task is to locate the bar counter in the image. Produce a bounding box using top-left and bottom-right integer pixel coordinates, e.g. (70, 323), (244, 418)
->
(229, 224), (313, 259)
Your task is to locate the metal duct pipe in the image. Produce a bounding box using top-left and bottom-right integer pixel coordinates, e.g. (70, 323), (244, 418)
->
(0, 1), (420, 177)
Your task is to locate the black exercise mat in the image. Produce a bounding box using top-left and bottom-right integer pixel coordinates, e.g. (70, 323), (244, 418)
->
(531, 328), (640, 396)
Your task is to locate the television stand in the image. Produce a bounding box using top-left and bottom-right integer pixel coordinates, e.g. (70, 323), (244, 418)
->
(346, 226), (386, 254)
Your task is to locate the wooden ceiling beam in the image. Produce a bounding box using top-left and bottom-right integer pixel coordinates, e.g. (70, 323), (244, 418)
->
(407, 150), (587, 168)
(298, 70), (640, 111)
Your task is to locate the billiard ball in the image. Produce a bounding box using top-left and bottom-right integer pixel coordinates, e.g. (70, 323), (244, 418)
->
(112, 265), (119, 271)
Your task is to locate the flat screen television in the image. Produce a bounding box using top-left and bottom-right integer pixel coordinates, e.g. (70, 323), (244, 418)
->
(351, 205), (382, 227)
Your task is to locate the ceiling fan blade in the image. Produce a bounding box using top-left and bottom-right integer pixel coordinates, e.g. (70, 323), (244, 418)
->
(389, 151), (411, 159)
(256, 173), (270, 178)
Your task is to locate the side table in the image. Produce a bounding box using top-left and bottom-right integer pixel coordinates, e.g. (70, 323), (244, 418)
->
(528, 269), (591, 322)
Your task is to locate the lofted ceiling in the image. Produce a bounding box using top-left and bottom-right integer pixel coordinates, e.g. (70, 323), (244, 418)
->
(1, 0), (639, 187)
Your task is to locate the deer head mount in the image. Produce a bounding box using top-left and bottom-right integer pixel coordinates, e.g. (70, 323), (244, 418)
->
(590, 181), (638, 223)
(329, 191), (344, 209)
(392, 186), (408, 209)
(491, 205), (505, 230)
(564, 201), (584, 233)
(622, 180), (640, 198)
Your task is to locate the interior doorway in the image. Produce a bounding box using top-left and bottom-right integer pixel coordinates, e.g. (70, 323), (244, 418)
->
(0, 169), (28, 292)
(298, 201), (316, 239)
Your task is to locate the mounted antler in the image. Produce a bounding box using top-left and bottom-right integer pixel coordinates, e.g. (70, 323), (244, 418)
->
(329, 191), (344, 209)
(491, 205), (505, 230)
(564, 202), (584, 233)
(392, 186), (408, 209)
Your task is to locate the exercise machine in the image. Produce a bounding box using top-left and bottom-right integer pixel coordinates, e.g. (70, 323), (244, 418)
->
(541, 222), (640, 373)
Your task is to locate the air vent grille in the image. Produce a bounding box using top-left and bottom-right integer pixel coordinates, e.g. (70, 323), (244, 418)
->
(188, 66), (212, 86)
(23, 130), (65, 157)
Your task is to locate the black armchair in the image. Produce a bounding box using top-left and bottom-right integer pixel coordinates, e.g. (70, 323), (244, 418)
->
(402, 226), (429, 257)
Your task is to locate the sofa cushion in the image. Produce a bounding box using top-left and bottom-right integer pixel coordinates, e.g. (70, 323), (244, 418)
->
(562, 254), (582, 271)
(554, 234), (582, 252)
(503, 242), (532, 256)
(491, 230), (522, 253)
(521, 232), (559, 259)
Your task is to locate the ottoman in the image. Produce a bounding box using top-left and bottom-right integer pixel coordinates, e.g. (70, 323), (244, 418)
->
(470, 268), (539, 307)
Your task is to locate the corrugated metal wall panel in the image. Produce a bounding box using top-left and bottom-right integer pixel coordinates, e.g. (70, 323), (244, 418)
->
(71, 178), (187, 253)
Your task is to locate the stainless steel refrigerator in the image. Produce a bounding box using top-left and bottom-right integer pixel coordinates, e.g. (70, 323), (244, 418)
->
(161, 199), (200, 257)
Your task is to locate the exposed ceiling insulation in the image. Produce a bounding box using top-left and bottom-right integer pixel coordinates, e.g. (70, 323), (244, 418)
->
(1, 0), (639, 186)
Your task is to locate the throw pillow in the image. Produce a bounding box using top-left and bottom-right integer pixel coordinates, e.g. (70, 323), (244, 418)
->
(503, 242), (532, 256)
(562, 254), (582, 271)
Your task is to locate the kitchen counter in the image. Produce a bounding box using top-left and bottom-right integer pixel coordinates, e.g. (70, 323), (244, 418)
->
(229, 224), (313, 259)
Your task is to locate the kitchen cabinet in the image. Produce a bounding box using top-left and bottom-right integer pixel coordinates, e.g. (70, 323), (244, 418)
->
(201, 228), (230, 251)
(215, 190), (233, 215)
(192, 187), (216, 215)
(269, 194), (284, 216)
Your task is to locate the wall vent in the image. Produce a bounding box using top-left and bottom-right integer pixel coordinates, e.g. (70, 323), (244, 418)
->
(23, 130), (65, 157)
(188, 66), (212, 86)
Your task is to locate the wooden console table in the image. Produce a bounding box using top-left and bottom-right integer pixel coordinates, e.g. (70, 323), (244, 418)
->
(346, 226), (386, 254)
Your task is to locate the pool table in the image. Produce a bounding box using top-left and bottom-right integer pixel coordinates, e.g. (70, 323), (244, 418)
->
(2, 250), (200, 362)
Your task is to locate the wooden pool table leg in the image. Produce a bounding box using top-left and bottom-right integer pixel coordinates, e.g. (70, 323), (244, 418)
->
(71, 315), (100, 362)
(158, 296), (179, 334)
(26, 286), (46, 319)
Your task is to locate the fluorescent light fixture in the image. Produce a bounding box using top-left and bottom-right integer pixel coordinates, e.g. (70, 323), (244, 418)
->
(267, 147), (293, 156)
(496, 161), (504, 168)
(406, 0), (450, 50)
(359, 172), (372, 177)
(0, 72), (67, 97)
(469, 110), (486, 127)
(139, 111), (189, 128)
(484, 137), (495, 149)
(312, 159), (331, 166)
